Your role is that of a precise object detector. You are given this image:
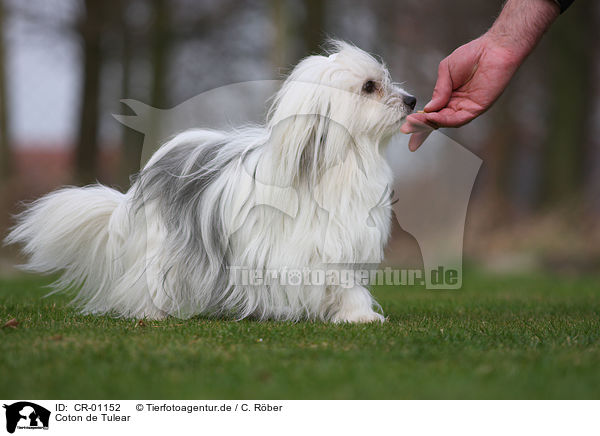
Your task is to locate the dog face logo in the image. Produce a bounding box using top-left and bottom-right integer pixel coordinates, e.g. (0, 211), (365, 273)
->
(3, 402), (50, 434)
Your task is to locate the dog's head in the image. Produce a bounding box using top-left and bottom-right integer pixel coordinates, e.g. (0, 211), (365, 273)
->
(268, 40), (415, 148)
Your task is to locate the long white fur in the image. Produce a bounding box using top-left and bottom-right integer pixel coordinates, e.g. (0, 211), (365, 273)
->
(5, 41), (414, 323)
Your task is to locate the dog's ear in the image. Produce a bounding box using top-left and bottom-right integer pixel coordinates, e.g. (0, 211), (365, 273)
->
(267, 113), (329, 185)
(268, 73), (361, 184)
(268, 75), (332, 124)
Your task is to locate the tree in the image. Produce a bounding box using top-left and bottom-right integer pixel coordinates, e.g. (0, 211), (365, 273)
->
(117, 0), (143, 188)
(585, 0), (600, 216)
(74, 0), (106, 184)
(302, 0), (325, 55)
(0, 0), (11, 182)
(150, 0), (170, 109)
(541, 3), (591, 206)
(270, 0), (291, 70)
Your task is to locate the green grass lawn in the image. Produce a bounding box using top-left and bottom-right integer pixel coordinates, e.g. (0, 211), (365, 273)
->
(1, 270), (599, 399)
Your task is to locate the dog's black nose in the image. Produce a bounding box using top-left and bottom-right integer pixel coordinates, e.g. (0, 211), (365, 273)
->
(403, 94), (417, 111)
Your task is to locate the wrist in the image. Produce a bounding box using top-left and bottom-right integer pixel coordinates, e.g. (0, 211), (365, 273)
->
(481, 32), (529, 70)
(486, 0), (559, 61)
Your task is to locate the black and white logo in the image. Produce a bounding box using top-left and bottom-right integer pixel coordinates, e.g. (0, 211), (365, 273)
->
(3, 402), (50, 434)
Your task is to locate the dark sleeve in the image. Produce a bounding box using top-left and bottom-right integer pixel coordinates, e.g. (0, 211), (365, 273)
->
(553, 0), (574, 14)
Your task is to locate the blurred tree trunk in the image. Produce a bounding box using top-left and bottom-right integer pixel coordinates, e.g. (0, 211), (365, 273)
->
(140, 0), (172, 168)
(150, 0), (170, 109)
(271, 0), (324, 71)
(585, 1), (600, 215)
(118, 0), (143, 189)
(75, 0), (105, 185)
(0, 0), (11, 182)
(302, 0), (325, 54)
(475, 96), (514, 226)
(270, 0), (290, 70)
(542, 3), (591, 205)
(506, 51), (548, 217)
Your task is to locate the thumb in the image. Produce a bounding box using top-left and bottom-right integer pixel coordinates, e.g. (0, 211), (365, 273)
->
(424, 58), (452, 112)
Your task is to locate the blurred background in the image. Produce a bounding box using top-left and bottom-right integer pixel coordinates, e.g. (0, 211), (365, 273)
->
(0, 0), (598, 276)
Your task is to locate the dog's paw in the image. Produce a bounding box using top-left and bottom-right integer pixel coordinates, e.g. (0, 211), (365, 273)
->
(331, 310), (385, 324)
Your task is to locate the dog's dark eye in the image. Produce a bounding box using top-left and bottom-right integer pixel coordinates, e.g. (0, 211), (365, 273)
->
(362, 80), (377, 94)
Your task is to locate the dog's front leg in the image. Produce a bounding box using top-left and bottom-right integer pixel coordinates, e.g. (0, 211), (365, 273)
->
(328, 285), (385, 323)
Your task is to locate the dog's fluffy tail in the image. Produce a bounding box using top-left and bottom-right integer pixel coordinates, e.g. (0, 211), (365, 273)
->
(5, 185), (124, 307)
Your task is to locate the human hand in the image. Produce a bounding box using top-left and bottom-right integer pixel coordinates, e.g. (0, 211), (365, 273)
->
(401, 34), (525, 151)
(401, 0), (560, 151)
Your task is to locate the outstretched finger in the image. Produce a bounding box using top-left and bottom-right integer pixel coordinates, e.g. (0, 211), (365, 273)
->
(401, 113), (438, 134)
(408, 130), (434, 152)
(401, 114), (436, 151)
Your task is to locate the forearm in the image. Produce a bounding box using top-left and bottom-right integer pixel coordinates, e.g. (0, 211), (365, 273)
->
(487, 0), (560, 60)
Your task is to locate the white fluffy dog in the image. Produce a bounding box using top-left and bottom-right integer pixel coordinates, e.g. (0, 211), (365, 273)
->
(6, 41), (416, 323)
